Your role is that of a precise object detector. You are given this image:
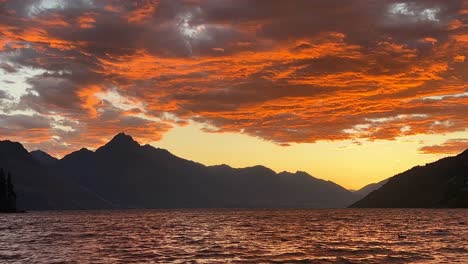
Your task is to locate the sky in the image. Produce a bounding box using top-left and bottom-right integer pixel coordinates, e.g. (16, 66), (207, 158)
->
(0, 0), (467, 189)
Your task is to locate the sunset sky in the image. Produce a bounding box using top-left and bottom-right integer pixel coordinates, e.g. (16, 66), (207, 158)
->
(0, 0), (466, 189)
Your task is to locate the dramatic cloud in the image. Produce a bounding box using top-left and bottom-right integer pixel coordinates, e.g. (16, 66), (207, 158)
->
(419, 139), (468, 154)
(0, 90), (12, 100)
(0, 0), (466, 155)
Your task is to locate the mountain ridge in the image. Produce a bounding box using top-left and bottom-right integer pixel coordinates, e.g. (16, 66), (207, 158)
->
(0, 133), (361, 210)
(4, 133), (465, 210)
(351, 149), (468, 208)
(54, 134), (358, 208)
(30, 150), (58, 166)
(0, 140), (113, 210)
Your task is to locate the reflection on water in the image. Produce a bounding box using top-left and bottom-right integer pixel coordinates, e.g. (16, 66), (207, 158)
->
(0, 209), (467, 263)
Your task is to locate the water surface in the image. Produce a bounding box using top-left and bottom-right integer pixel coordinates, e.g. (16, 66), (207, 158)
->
(0, 209), (467, 263)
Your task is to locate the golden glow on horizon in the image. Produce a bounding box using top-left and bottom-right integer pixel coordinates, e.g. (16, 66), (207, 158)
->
(154, 124), (468, 190)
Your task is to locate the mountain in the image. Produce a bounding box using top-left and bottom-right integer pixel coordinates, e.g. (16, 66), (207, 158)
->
(351, 149), (468, 208)
(354, 179), (388, 197)
(51, 133), (360, 208)
(0, 140), (113, 210)
(30, 150), (58, 166)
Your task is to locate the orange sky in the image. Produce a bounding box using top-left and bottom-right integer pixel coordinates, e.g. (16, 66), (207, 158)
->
(0, 0), (467, 189)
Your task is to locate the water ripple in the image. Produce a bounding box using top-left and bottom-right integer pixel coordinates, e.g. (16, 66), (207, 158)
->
(0, 209), (467, 263)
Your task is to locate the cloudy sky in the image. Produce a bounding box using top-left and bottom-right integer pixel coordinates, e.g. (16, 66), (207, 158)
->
(0, 0), (466, 189)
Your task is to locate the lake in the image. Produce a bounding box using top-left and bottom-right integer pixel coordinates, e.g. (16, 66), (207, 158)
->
(0, 209), (467, 263)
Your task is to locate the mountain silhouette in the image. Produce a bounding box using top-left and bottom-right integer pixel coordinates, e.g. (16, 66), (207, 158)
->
(30, 150), (58, 166)
(0, 140), (113, 210)
(52, 133), (359, 208)
(4, 133), (467, 210)
(351, 149), (468, 208)
(354, 179), (389, 197)
(97, 132), (141, 152)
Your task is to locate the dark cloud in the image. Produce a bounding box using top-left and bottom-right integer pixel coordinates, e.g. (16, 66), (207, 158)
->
(0, 90), (13, 100)
(0, 90), (12, 100)
(0, 113), (51, 130)
(0, 62), (17, 73)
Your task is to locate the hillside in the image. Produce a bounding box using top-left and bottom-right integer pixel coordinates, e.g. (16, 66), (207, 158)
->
(351, 149), (468, 208)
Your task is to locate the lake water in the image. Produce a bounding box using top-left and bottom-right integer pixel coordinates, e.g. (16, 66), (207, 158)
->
(0, 209), (467, 263)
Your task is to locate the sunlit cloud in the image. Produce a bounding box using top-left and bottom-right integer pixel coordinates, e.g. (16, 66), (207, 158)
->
(27, 0), (94, 17)
(388, 3), (440, 22)
(419, 139), (468, 154)
(0, 0), (466, 158)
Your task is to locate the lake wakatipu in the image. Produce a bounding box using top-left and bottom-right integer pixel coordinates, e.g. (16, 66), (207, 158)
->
(1, 209), (467, 263)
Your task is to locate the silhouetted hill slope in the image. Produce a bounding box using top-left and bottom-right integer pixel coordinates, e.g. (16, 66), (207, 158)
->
(354, 179), (388, 197)
(30, 150), (58, 166)
(54, 133), (359, 208)
(0, 140), (113, 210)
(351, 149), (468, 208)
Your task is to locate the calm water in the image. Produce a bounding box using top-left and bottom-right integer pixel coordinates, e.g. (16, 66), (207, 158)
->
(0, 209), (467, 263)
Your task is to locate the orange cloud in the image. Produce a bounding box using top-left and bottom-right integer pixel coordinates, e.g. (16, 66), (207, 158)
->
(0, 0), (466, 156)
(77, 85), (102, 118)
(126, 0), (157, 23)
(419, 139), (468, 155)
(454, 55), (465, 62)
(77, 13), (97, 29)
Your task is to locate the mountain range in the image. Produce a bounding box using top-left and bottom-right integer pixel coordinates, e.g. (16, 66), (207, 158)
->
(1, 133), (466, 210)
(0, 133), (364, 210)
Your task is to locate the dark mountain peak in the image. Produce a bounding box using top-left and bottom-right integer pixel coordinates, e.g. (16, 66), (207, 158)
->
(240, 165), (276, 176)
(30, 149), (48, 155)
(0, 139), (26, 150)
(30, 150), (58, 166)
(97, 133), (140, 152)
(78, 147), (92, 153)
(72, 148), (94, 156)
(295, 170), (312, 177)
(278, 171), (295, 177)
(279, 170), (315, 179)
(110, 132), (138, 145)
(0, 140), (30, 157)
(30, 150), (56, 159)
(61, 147), (94, 162)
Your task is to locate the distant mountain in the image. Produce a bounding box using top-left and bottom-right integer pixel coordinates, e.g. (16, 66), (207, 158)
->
(354, 179), (388, 197)
(51, 133), (359, 209)
(351, 149), (468, 208)
(0, 140), (113, 210)
(30, 150), (58, 166)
